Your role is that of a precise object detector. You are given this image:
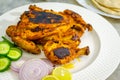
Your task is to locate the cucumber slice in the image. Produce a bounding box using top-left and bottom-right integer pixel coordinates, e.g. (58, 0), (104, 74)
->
(7, 47), (22, 61)
(0, 57), (11, 72)
(2, 36), (14, 47)
(0, 41), (10, 56)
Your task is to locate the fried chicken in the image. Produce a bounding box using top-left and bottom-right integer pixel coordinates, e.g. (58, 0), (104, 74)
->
(6, 5), (93, 64)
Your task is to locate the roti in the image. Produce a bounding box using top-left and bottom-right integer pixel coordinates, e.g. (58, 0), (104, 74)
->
(95, 0), (120, 9)
(92, 0), (120, 16)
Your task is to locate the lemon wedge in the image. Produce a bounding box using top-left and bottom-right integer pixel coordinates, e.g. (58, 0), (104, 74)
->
(52, 67), (72, 80)
(42, 75), (59, 80)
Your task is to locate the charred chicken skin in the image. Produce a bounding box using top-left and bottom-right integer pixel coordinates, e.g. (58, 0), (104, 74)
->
(6, 5), (93, 64)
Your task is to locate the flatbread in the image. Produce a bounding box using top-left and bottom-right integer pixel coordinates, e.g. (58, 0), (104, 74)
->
(96, 0), (120, 11)
(96, 0), (120, 9)
(92, 0), (120, 16)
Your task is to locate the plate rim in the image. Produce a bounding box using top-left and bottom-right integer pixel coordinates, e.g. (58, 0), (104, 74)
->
(0, 2), (120, 80)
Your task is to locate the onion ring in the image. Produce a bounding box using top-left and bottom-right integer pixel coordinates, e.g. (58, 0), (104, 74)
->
(11, 57), (28, 72)
(19, 58), (49, 80)
(42, 58), (55, 74)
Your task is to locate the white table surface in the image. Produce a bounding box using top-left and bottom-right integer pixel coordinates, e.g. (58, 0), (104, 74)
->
(0, 0), (120, 80)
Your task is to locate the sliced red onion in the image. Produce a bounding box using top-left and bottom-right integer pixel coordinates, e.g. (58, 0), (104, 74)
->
(42, 58), (55, 74)
(42, 58), (54, 67)
(19, 58), (49, 80)
(10, 57), (28, 72)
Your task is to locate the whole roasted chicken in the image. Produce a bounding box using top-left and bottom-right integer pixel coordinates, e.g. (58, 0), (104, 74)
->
(6, 5), (93, 64)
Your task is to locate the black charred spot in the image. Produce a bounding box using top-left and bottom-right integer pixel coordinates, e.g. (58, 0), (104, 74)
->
(31, 26), (44, 32)
(86, 46), (90, 55)
(24, 11), (29, 14)
(17, 21), (21, 26)
(53, 47), (70, 59)
(29, 10), (63, 24)
(86, 24), (93, 31)
(71, 25), (81, 31)
(52, 40), (59, 43)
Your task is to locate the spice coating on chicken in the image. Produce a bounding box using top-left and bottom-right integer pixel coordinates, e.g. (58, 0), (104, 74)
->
(6, 5), (93, 64)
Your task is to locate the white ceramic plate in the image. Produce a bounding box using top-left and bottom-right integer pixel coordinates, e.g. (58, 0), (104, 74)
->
(0, 2), (120, 80)
(76, 0), (120, 19)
